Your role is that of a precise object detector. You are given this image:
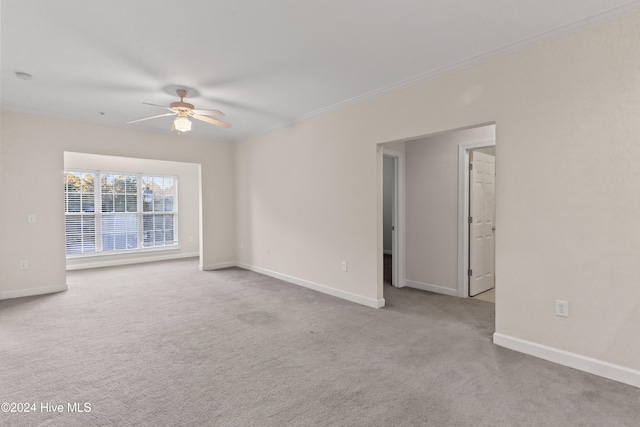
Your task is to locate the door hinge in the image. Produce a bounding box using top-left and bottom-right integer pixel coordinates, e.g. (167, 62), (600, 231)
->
(468, 216), (472, 224)
(468, 269), (473, 277)
(469, 162), (473, 171)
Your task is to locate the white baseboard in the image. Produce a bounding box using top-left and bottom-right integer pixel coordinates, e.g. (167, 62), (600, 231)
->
(67, 251), (199, 270)
(0, 284), (68, 301)
(493, 332), (640, 389)
(237, 262), (385, 309)
(200, 261), (236, 271)
(405, 280), (458, 297)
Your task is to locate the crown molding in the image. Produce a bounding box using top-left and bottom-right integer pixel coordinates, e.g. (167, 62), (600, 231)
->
(245, 3), (640, 142)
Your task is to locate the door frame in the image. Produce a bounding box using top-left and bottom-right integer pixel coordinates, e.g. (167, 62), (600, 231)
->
(383, 148), (405, 288)
(457, 138), (495, 297)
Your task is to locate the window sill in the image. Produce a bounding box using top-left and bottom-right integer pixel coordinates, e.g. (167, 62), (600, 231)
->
(66, 245), (179, 260)
(65, 245), (197, 271)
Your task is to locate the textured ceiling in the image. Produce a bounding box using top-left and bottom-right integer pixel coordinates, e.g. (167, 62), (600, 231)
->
(2, 0), (639, 142)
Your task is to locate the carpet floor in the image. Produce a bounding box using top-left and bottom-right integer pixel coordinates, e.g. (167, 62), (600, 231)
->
(1, 258), (638, 426)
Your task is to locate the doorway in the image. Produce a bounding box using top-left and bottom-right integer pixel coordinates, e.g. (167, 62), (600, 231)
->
(457, 140), (496, 299)
(378, 125), (495, 306)
(383, 155), (395, 286)
(469, 149), (496, 298)
(382, 148), (404, 288)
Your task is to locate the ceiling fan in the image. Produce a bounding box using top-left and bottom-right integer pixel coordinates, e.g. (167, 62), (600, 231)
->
(127, 89), (231, 132)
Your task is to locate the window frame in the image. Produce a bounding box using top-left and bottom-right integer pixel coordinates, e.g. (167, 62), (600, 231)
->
(64, 170), (179, 258)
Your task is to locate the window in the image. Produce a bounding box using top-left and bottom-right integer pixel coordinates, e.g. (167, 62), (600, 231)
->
(141, 175), (176, 248)
(64, 171), (177, 256)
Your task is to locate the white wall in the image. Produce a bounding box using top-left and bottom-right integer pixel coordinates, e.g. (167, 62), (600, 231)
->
(0, 112), (235, 299)
(236, 13), (640, 377)
(382, 156), (394, 254)
(63, 152), (200, 269)
(405, 125), (495, 291)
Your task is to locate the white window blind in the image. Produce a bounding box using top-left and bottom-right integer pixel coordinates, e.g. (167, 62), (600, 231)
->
(64, 171), (177, 256)
(142, 175), (176, 248)
(64, 171), (97, 254)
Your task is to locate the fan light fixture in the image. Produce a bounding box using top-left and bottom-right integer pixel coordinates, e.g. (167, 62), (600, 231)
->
(127, 88), (231, 132)
(174, 115), (192, 132)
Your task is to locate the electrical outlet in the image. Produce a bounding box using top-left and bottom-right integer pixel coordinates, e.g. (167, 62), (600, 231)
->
(19, 260), (28, 270)
(28, 214), (36, 223)
(341, 261), (348, 272)
(266, 247), (270, 254)
(555, 300), (569, 317)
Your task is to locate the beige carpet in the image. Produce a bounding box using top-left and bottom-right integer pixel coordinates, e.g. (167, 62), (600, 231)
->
(1, 258), (638, 426)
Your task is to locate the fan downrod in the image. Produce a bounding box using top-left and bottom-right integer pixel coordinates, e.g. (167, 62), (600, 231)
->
(170, 89), (194, 110)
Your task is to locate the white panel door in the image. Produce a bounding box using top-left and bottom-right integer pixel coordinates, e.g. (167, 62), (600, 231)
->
(469, 151), (495, 296)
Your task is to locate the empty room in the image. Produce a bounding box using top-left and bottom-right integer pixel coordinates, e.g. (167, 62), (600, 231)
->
(2, 1), (640, 426)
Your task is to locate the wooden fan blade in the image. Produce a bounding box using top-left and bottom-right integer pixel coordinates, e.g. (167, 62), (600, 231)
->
(192, 109), (225, 117)
(143, 102), (173, 111)
(127, 112), (176, 124)
(190, 113), (231, 128)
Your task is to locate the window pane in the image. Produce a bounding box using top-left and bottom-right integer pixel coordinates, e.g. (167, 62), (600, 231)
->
(83, 217), (96, 252)
(114, 176), (125, 193)
(164, 178), (175, 212)
(82, 174), (94, 193)
(68, 193), (81, 212)
(114, 217), (127, 250)
(166, 214), (175, 244)
(164, 215), (173, 230)
(142, 178), (154, 212)
(127, 233), (137, 249)
(166, 215), (172, 243)
(102, 194), (114, 212)
(65, 215), (96, 254)
(153, 193), (164, 211)
(153, 177), (163, 190)
(140, 213), (176, 246)
(115, 234), (127, 250)
(143, 214), (153, 246)
(126, 176), (137, 193)
(65, 216), (81, 254)
(115, 216), (127, 234)
(164, 195), (173, 211)
(102, 214), (137, 252)
(153, 177), (164, 212)
(81, 194), (94, 212)
(102, 174), (114, 193)
(126, 194), (137, 212)
(143, 196), (153, 212)
(65, 172), (81, 193)
(114, 194), (125, 212)
(103, 234), (115, 251)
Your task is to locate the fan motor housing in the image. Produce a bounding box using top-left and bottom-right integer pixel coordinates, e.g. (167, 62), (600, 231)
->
(170, 101), (194, 110)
